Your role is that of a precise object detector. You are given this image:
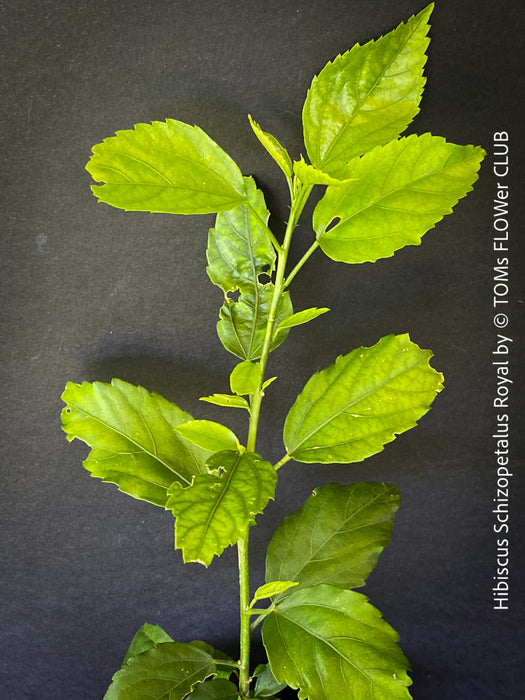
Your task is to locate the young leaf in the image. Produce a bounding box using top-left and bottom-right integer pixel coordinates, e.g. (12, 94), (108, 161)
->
(122, 623), (174, 665)
(217, 284), (292, 360)
(185, 678), (240, 700)
(275, 306), (329, 333)
(262, 585), (412, 699)
(207, 177), (276, 293)
(293, 157), (355, 186)
(87, 119), (248, 214)
(167, 451), (277, 566)
(61, 379), (210, 507)
(250, 581), (298, 607)
(266, 482), (400, 594)
(283, 334), (443, 463)
(248, 115), (293, 180)
(313, 133), (486, 263)
(230, 360), (262, 396)
(104, 641), (216, 700)
(254, 664), (288, 697)
(175, 420), (241, 454)
(303, 4), (433, 177)
(199, 394), (250, 411)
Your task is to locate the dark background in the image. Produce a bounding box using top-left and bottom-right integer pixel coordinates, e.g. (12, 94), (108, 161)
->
(1, 1), (524, 698)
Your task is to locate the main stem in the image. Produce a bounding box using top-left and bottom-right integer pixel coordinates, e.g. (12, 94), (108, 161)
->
(237, 182), (312, 697)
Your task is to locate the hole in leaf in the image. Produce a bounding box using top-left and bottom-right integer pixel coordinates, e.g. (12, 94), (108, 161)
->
(225, 290), (241, 303)
(325, 216), (341, 232)
(258, 272), (272, 285)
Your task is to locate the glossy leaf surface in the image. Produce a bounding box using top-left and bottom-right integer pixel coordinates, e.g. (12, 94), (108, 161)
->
(303, 4), (432, 177)
(262, 585), (412, 699)
(61, 379), (209, 506)
(275, 307), (329, 333)
(249, 115), (293, 180)
(104, 642), (215, 700)
(167, 451), (277, 566)
(175, 420), (241, 454)
(230, 360), (262, 396)
(314, 133), (485, 263)
(185, 678), (239, 700)
(87, 119), (248, 214)
(122, 624), (173, 665)
(207, 177), (275, 293)
(284, 334), (443, 463)
(266, 482), (400, 594)
(217, 284), (292, 360)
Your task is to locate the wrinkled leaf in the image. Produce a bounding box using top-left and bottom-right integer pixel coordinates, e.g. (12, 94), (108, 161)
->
(314, 133), (485, 263)
(167, 451), (277, 566)
(199, 394), (250, 411)
(275, 307), (329, 334)
(217, 284), (292, 360)
(284, 334), (443, 463)
(122, 623), (174, 665)
(293, 158), (355, 186)
(230, 360), (262, 396)
(266, 482), (400, 594)
(249, 115), (293, 180)
(175, 420), (241, 454)
(262, 585), (412, 700)
(303, 4), (432, 177)
(250, 581), (298, 607)
(207, 177), (276, 293)
(87, 119), (248, 214)
(104, 642), (216, 700)
(61, 379), (210, 507)
(254, 663), (288, 696)
(185, 679), (240, 700)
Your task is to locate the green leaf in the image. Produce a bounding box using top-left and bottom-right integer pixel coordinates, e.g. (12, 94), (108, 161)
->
(250, 581), (298, 607)
(275, 307), (329, 333)
(199, 394), (250, 411)
(87, 119), (248, 214)
(189, 642), (237, 680)
(167, 451), (277, 566)
(104, 641), (216, 700)
(254, 664), (288, 696)
(207, 177), (276, 293)
(175, 420), (241, 454)
(61, 379), (210, 507)
(283, 333), (443, 463)
(266, 482), (400, 594)
(122, 623), (174, 665)
(248, 115), (293, 180)
(185, 679), (240, 700)
(303, 4), (433, 177)
(262, 585), (412, 699)
(217, 284), (292, 360)
(230, 360), (262, 396)
(293, 158), (355, 186)
(313, 133), (486, 263)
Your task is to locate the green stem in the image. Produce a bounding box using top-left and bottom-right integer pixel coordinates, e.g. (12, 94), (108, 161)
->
(237, 180), (314, 697)
(284, 239), (320, 289)
(238, 535), (251, 695)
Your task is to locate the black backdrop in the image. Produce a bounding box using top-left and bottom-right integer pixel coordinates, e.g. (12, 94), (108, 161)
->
(2, 1), (524, 698)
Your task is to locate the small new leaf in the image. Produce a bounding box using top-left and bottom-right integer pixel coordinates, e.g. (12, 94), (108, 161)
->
(250, 581), (298, 607)
(122, 623), (174, 665)
(167, 451), (277, 566)
(87, 119), (248, 214)
(174, 420), (241, 454)
(303, 4), (433, 176)
(275, 306), (329, 333)
(104, 642), (216, 700)
(230, 360), (262, 396)
(61, 379), (210, 507)
(266, 482), (400, 594)
(248, 115), (293, 180)
(284, 334), (443, 463)
(314, 133), (485, 263)
(293, 157), (356, 186)
(199, 394), (251, 411)
(262, 585), (412, 699)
